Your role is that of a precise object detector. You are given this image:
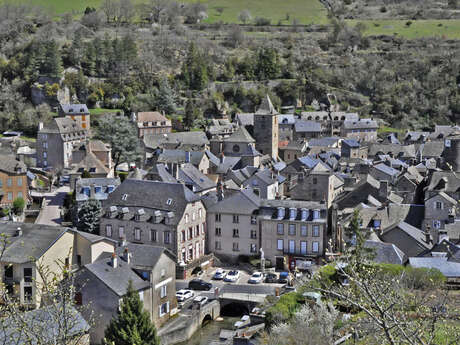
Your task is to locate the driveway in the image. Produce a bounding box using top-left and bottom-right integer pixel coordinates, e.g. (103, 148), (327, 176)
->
(35, 186), (70, 226)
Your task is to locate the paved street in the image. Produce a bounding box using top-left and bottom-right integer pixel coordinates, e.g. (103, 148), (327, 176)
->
(35, 186), (70, 226)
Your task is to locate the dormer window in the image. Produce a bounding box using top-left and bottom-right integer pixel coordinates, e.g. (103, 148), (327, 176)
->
(122, 194), (128, 201)
(80, 108), (85, 112)
(69, 108), (73, 112)
(373, 219), (381, 229)
(122, 207), (129, 214)
(107, 185), (115, 193)
(166, 198), (172, 205)
(95, 186), (102, 194)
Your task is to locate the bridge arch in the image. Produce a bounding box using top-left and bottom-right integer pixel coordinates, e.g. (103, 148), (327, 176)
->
(202, 314), (212, 326)
(220, 301), (250, 317)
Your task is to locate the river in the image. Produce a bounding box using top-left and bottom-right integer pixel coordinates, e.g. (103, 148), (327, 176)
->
(177, 316), (239, 345)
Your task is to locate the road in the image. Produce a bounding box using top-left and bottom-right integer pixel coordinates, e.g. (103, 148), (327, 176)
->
(34, 186), (70, 226)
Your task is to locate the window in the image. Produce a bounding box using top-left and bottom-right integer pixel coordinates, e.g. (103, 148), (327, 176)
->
(289, 240), (295, 253)
(121, 194), (128, 201)
(195, 225), (199, 237)
(43, 142), (48, 148)
(300, 241), (307, 255)
(161, 268), (166, 277)
(7, 178), (12, 187)
(301, 225), (307, 236)
(24, 268), (32, 283)
(17, 178), (22, 187)
(159, 302), (169, 317)
(166, 198), (172, 205)
(201, 223), (205, 234)
(77, 255), (82, 266)
(251, 216), (257, 225)
(134, 228), (141, 241)
(43, 152), (47, 158)
(215, 214), (221, 222)
(43, 160), (47, 166)
(164, 232), (170, 244)
(232, 242), (239, 251)
(313, 210), (320, 219)
(233, 144), (240, 153)
(24, 286), (33, 303)
(192, 212), (196, 221)
(181, 231), (186, 242)
(118, 227), (125, 239)
(188, 227), (193, 239)
(160, 285), (167, 298)
(277, 223), (284, 235)
(215, 228), (221, 236)
(250, 244), (257, 253)
(150, 230), (157, 242)
(289, 224), (296, 236)
(7, 192), (12, 201)
(313, 225), (320, 237)
(199, 209), (203, 218)
(250, 230), (257, 239)
(233, 229), (239, 238)
(373, 219), (381, 229)
(233, 215), (239, 223)
(435, 201), (443, 210)
(185, 214), (189, 223)
(312, 241), (319, 253)
(313, 177), (317, 184)
(4, 265), (13, 280)
(433, 220), (441, 229)
(106, 225), (112, 237)
(277, 239), (284, 251)
(215, 241), (221, 250)
(17, 192), (23, 199)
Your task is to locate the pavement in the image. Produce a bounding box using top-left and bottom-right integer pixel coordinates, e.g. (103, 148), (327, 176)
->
(34, 186), (70, 226)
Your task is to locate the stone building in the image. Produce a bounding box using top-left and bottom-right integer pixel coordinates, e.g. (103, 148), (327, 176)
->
(341, 118), (378, 142)
(59, 103), (90, 130)
(99, 179), (208, 278)
(253, 96), (279, 160)
(132, 111), (172, 138)
(36, 118), (87, 169)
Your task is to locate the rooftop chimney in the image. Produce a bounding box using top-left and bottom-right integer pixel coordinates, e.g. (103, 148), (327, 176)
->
(111, 253), (118, 268)
(123, 247), (131, 264)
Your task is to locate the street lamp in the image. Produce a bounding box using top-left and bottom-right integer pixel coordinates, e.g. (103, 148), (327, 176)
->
(260, 248), (265, 275)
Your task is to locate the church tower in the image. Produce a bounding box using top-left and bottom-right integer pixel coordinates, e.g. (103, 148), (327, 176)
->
(253, 95), (279, 160)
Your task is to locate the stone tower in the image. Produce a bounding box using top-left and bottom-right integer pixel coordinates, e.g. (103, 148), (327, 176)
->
(253, 95), (279, 160)
(442, 135), (460, 171)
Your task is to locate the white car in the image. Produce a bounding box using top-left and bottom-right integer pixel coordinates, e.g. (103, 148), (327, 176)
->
(176, 289), (194, 302)
(193, 295), (208, 306)
(224, 270), (240, 282)
(213, 268), (226, 280)
(248, 272), (264, 284)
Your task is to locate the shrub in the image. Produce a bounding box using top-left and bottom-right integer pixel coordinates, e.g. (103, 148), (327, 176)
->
(254, 17), (271, 26)
(265, 292), (304, 326)
(380, 6), (387, 13)
(13, 197), (25, 216)
(406, 21), (412, 27)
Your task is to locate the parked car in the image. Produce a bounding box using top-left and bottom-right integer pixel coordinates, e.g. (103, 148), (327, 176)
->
(265, 272), (278, 283)
(176, 289), (194, 302)
(188, 279), (212, 291)
(193, 295), (208, 306)
(248, 272), (264, 284)
(234, 315), (250, 329)
(224, 270), (240, 282)
(213, 268), (226, 280)
(278, 271), (290, 284)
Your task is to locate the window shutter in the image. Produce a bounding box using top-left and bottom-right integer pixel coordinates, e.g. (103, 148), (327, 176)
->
(166, 301), (170, 313)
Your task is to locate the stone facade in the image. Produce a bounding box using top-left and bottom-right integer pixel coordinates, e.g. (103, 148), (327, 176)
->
(253, 96), (279, 159)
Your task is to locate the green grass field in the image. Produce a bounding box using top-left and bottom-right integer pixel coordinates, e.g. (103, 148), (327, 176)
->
(350, 19), (460, 39)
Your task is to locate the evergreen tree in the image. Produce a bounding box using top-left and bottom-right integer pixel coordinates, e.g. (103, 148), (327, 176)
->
(344, 209), (374, 265)
(255, 47), (281, 81)
(182, 43), (209, 91)
(104, 281), (160, 345)
(183, 98), (195, 130)
(42, 40), (63, 77)
(77, 199), (102, 233)
(155, 78), (176, 114)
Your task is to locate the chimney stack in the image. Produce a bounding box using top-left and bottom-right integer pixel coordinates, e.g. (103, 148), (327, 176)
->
(123, 247), (131, 264)
(111, 253), (118, 268)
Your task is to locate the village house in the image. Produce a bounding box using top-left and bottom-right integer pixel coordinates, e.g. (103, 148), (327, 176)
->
(99, 179), (209, 278)
(0, 156), (29, 207)
(59, 103), (90, 130)
(341, 118), (378, 142)
(132, 111), (172, 138)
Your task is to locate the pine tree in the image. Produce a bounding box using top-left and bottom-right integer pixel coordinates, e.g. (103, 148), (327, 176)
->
(155, 78), (176, 114)
(104, 281), (160, 345)
(42, 40), (63, 77)
(183, 98), (195, 130)
(77, 199), (102, 233)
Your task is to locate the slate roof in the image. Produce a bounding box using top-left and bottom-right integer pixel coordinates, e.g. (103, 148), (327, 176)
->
(0, 155), (27, 175)
(427, 171), (460, 192)
(383, 221), (431, 249)
(207, 189), (260, 215)
(224, 127), (255, 143)
(0, 222), (68, 263)
(0, 304), (89, 345)
(236, 113), (254, 126)
(60, 103), (89, 115)
(116, 243), (176, 268)
(70, 150), (109, 175)
(256, 95), (278, 115)
(417, 141), (444, 158)
(85, 257), (150, 296)
(405, 131), (429, 142)
(365, 240), (406, 265)
(40, 117), (85, 135)
(103, 179), (200, 225)
(278, 114), (296, 125)
(373, 163), (400, 177)
(143, 131), (209, 150)
(425, 191), (458, 205)
(214, 156), (241, 174)
(409, 257), (460, 278)
(368, 143), (416, 158)
(178, 163), (216, 192)
(342, 139), (360, 148)
(295, 121), (322, 133)
(89, 140), (110, 152)
(158, 149), (205, 165)
(148, 163), (177, 183)
(343, 118), (378, 130)
(308, 137), (340, 147)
